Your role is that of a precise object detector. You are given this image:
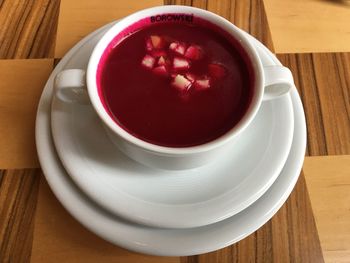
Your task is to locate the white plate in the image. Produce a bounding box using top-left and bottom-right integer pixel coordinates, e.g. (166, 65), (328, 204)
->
(50, 24), (294, 229)
(36, 22), (306, 256)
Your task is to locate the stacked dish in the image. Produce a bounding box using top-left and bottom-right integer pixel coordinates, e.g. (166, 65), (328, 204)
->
(36, 10), (306, 256)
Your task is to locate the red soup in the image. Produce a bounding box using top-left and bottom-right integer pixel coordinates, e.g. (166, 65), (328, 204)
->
(98, 21), (254, 147)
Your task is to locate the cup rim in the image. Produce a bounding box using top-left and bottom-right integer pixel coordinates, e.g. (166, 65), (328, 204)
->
(87, 5), (264, 155)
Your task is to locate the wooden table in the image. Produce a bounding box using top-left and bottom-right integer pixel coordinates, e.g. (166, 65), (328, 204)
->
(0, 0), (349, 262)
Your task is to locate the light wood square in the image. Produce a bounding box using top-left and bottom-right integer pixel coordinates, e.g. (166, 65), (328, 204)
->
(0, 59), (53, 169)
(304, 155), (350, 263)
(54, 0), (163, 57)
(30, 178), (180, 263)
(263, 0), (350, 53)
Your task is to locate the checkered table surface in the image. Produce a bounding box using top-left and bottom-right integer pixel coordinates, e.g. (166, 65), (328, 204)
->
(0, 0), (349, 262)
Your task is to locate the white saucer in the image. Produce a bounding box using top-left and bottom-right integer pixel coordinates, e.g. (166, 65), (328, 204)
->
(50, 24), (294, 229)
(36, 22), (306, 256)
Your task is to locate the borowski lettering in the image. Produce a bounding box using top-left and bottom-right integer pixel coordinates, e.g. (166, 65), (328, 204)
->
(150, 14), (194, 23)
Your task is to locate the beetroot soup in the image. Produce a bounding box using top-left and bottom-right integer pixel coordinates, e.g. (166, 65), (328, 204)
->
(98, 22), (254, 147)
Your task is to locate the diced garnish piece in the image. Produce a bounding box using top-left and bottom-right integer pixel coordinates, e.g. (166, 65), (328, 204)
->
(145, 35), (166, 50)
(173, 57), (190, 70)
(208, 63), (226, 79)
(141, 55), (156, 69)
(185, 73), (198, 82)
(158, 56), (167, 66)
(184, 45), (203, 60)
(150, 50), (167, 58)
(171, 74), (192, 91)
(194, 79), (211, 90)
(169, 42), (186, 55)
(145, 38), (153, 51)
(150, 35), (166, 49)
(153, 65), (168, 77)
(169, 42), (177, 50)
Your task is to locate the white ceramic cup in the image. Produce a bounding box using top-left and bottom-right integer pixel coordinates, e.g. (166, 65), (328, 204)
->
(54, 5), (294, 170)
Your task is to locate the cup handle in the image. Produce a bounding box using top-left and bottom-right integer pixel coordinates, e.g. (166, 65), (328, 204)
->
(54, 69), (90, 104)
(262, 65), (294, 101)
